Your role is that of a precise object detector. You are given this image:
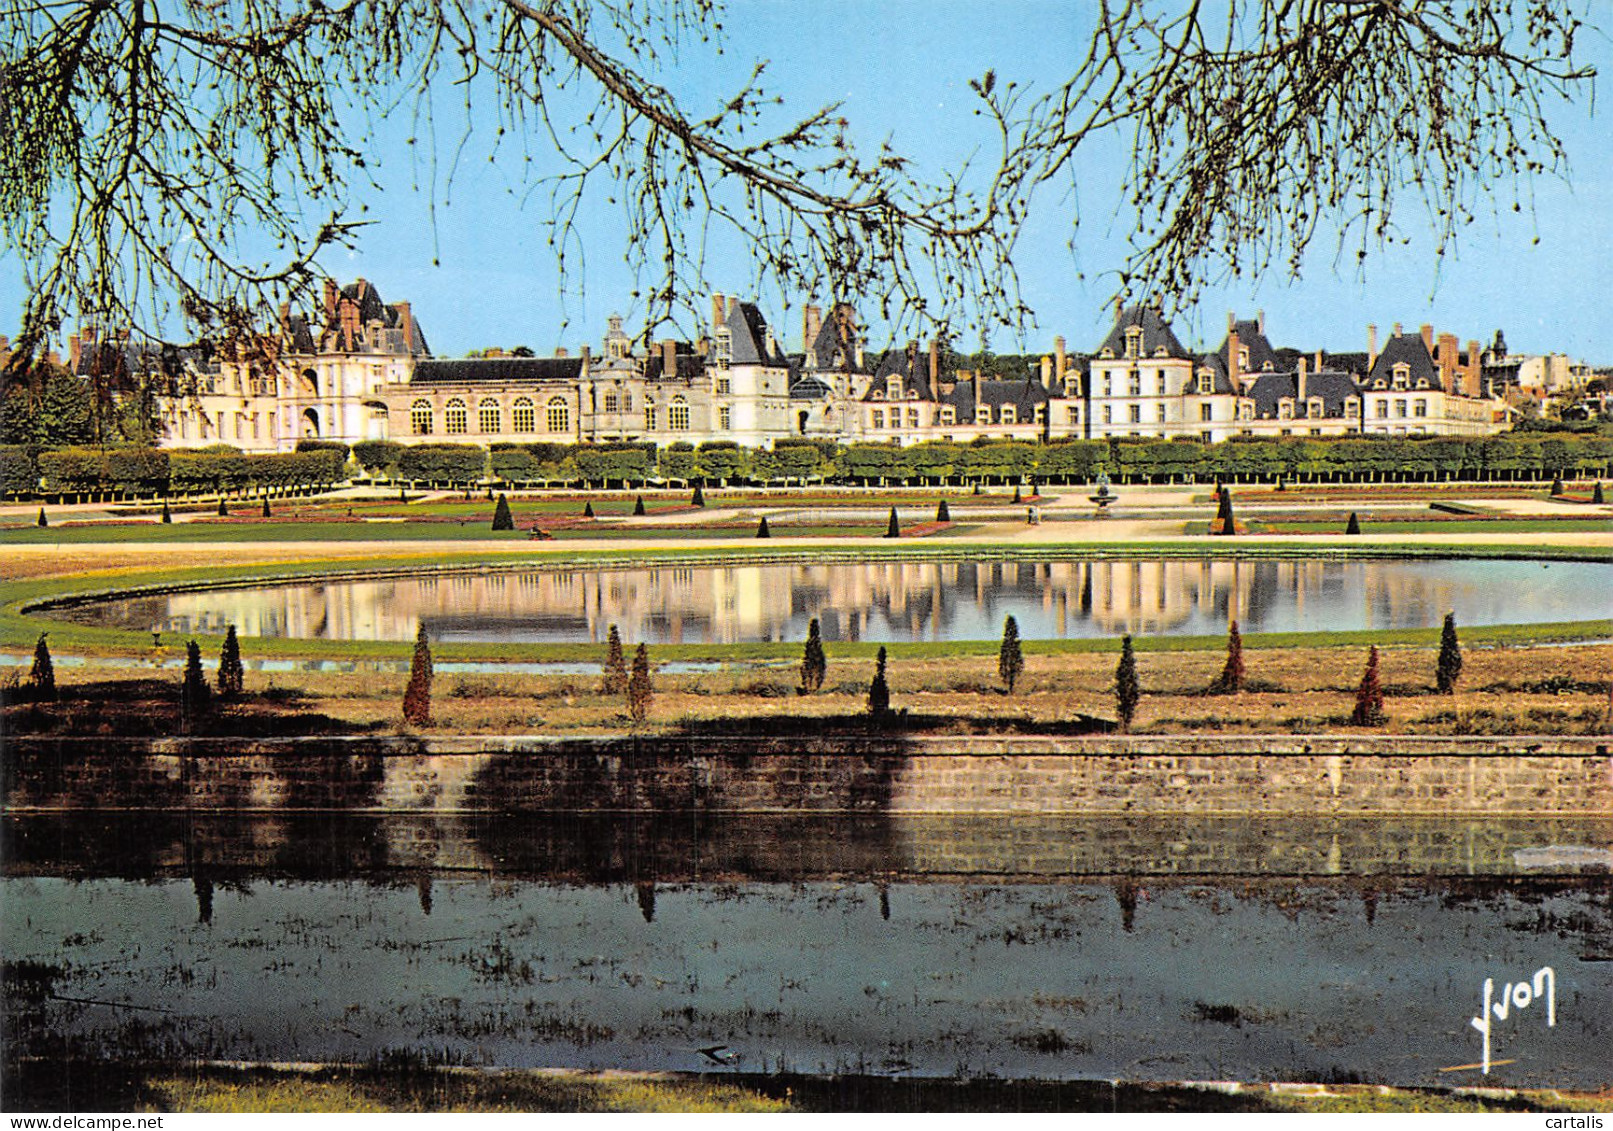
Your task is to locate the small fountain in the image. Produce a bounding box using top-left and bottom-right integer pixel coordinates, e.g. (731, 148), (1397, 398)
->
(1089, 473), (1117, 516)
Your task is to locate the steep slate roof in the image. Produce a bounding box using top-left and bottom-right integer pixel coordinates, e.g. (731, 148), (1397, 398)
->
(1096, 306), (1190, 359)
(335, 279), (431, 355)
(940, 378), (1051, 422)
(1246, 371), (1361, 419)
(411, 357), (584, 385)
(1365, 333), (1439, 389)
(808, 304), (873, 374)
(724, 302), (789, 367)
(1214, 318), (1283, 374)
(1194, 354), (1241, 394)
(867, 343), (937, 401)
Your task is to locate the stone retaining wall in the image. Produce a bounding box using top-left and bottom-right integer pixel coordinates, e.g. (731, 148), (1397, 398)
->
(5, 735), (1611, 815)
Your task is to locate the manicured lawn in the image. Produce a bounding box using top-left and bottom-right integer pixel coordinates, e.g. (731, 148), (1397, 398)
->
(1251, 519), (1612, 534)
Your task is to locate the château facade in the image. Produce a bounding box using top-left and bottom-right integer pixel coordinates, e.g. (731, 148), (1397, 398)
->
(123, 279), (1510, 455)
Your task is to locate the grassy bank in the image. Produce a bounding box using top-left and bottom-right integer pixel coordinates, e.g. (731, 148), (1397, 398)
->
(7, 1062), (1608, 1114)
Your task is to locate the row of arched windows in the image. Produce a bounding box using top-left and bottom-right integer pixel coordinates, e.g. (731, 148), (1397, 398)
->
(410, 396), (573, 436)
(408, 393), (693, 436)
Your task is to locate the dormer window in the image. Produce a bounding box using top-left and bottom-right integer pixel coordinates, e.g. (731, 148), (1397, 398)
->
(907, 389), (918, 400)
(1238, 347), (1250, 370)
(887, 377), (902, 400)
(939, 406), (955, 425)
(978, 406), (993, 425)
(1153, 346), (1168, 358)
(1000, 405), (1017, 425)
(1345, 396), (1360, 415)
(712, 326), (732, 369)
(1308, 397), (1324, 418)
(1125, 326), (1143, 359)
(1197, 372), (1214, 394)
(1238, 401), (1253, 421)
(1278, 400), (1293, 420)
(1099, 347), (1114, 360)
(1391, 363), (1409, 389)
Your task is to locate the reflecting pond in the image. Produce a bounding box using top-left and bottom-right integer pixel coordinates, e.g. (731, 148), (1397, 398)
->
(52, 557), (1612, 644)
(5, 813), (1610, 1087)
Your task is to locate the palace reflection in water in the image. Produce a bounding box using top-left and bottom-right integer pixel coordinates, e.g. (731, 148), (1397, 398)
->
(64, 557), (1607, 644)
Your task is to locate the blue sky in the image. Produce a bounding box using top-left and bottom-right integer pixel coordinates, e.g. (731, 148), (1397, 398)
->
(6, 1), (1611, 363)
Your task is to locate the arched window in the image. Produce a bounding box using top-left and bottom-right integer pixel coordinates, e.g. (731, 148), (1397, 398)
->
(668, 396), (690, 431)
(444, 398), (468, 434)
(411, 399), (434, 435)
(512, 397), (535, 433)
(546, 396), (570, 433)
(478, 398), (501, 433)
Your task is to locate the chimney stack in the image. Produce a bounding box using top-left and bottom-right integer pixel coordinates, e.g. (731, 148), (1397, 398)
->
(711, 293), (725, 328)
(928, 337), (940, 389)
(395, 302), (412, 352)
(555, 347), (569, 358)
(1465, 339), (1482, 398)
(661, 339), (677, 379)
(1227, 326), (1242, 391)
(727, 296), (739, 321)
(1257, 310), (1265, 336)
(1055, 334), (1068, 392)
(1297, 354), (1308, 404)
(323, 278), (339, 321)
(1228, 311), (1237, 334)
(1040, 355), (1052, 387)
(68, 333), (80, 370)
(1367, 323), (1378, 370)
(803, 304), (821, 352)
(1420, 324), (1434, 354)
(580, 344), (591, 372)
(1437, 332), (1458, 393)
(1391, 322), (1402, 338)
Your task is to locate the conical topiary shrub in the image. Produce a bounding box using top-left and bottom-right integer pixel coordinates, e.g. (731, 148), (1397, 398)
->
(160, 501), (172, 523)
(1550, 476), (1565, 497)
(1345, 511), (1361, 535)
(998, 615), (1024, 694)
(1215, 487), (1236, 535)
(1595, 481), (1606, 505)
(1351, 646), (1386, 726)
(633, 495), (647, 516)
(1012, 485), (1022, 504)
(1210, 620), (1244, 694)
(217, 497), (228, 517)
(867, 646), (890, 719)
(402, 624), (433, 727)
(27, 633), (55, 702)
(601, 625), (628, 695)
(885, 507), (900, 538)
(1115, 635), (1140, 731)
(627, 644), (653, 725)
(180, 640), (211, 729)
(36, 507), (46, 528)
(583, 501), (595, 518)
(262, 497), (272, 518)
(756, 515), (771, 538)
(691, 483), (706, 507)
(936, 499), (951, 523)
(217, 625), (244, 698)
(491, 494), (515, 531)
(800, 618), (826, 693)
(1436, 612), (1463, 694)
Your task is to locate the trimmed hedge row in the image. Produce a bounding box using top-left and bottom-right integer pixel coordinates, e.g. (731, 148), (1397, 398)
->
(23, 445), (344, 497)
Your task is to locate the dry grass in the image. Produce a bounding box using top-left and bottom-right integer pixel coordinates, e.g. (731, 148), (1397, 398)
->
(21, 642), (1607, 737)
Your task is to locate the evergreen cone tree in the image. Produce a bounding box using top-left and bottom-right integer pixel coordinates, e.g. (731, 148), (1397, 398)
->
(867, 646), (891, 719)
(1213, 620), (1245, 693)
(998, 615), (1024, 693)
(1115, 635), (1140, 731)
(402, 624), (433, 726)
(1550, 476), (1565, 496)
(262, 497), (272, 518)
(885, 507), (901, 538)
(160, 501), (172, 523)
(1436, 612), (1463, 694)
(1594, 481), (1606, 504)
(217, 497), (228, 517)
(627, 644), (653, 724)
(633, 495), (647, 516)
(691, 483), (706, 507)
(1345, 511), (1362, 535)
(491, 494), (515, 530)
(936, 499), (951, 523)
(583, 501), (595, 518)
(601, 625), (628, 694)
(180, 640), (210, 728)
(800, 618), (827, 693)
(36, 507), (47, 527)
(217, 625), (244, 698)
(1351, 646), (1386, 726)
(27, 633), (55, 702)
(1012, 485), (1022, 504)
(756, 515), (771, 538)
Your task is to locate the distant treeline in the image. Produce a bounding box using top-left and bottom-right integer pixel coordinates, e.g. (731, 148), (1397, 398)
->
(3, 432), (1610, 497)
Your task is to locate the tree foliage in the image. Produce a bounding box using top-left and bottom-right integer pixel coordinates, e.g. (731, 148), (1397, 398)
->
(403, 623), (433, 726)
(180, 639), (210, 728)
(800, 618), (827, 694)
(1352, 646), (1386, 726)
(2, 1), (1591, 360)
(217, 624), (244, 699)
(1211, 621), (1245, 694)
(867, 645), (891, 720)
(600, 625), (627, 695)
(998, 615), (1024, 694)
(627, 643), (653, 725)
(1436, 612), (1463, 694)
(1115, 635), (1140, 730)
(27, 632), (55, 702)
